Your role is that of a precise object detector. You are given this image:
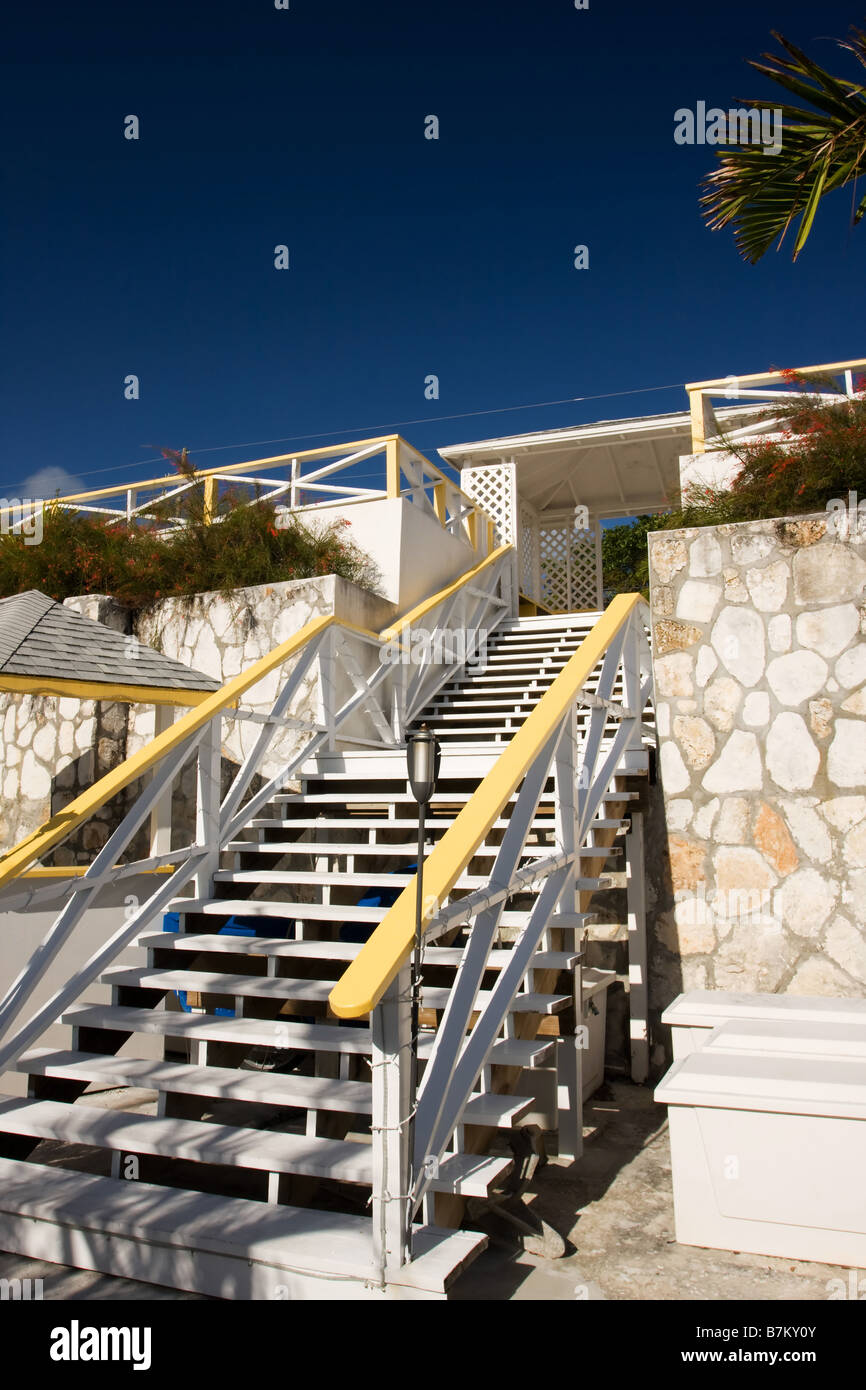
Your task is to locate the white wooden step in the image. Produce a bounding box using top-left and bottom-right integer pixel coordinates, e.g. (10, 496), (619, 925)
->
(62, 1004), (556, 1066)
(103, 966), (493, 1014)
(63, 1003), (374, 1053)
(139, 933), (366, 961)
(0, 1157), (487, 1297)
(17, 1048), (373, 1113)
(171, 899), (593, 929)
(0, 1094), (375, 1184)
(138, 934), (579, 972)
(483, 1037), (556, 1067)
(462, 1093), (535, 1126)
(13, 1053), (516, 1197)
(426, 1153), (512, 1197)
(510, 993), (570, 1014)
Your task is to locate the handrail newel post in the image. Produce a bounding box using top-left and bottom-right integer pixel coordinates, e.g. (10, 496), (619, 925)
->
(370, 965), (412, 1277)
(193, 715), (222, 899)
(319, 628), (337, 751)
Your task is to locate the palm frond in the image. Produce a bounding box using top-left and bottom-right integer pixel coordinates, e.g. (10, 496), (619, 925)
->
(699, 26), (866, 261)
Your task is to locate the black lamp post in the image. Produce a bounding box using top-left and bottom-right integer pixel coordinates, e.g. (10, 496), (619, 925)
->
(405, 723), (440, 1254)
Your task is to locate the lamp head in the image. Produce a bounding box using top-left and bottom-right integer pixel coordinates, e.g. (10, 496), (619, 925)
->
(406, 724), (441, 806)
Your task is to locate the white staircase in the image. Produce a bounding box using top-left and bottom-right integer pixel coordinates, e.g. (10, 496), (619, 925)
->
(0, 601), (654, 1299)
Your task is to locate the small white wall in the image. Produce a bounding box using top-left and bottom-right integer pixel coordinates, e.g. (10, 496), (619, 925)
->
(679, 450), (743, 498)
(0, 875), (170, 1097)
(297, 497), (478, 607)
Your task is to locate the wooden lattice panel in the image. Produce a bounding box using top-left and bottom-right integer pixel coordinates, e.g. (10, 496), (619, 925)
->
(461, 464), (515, 545)
(539, 522), (601, 611)
(539, 523), (571, 611)
(571, 528), (601, 609)
(519, 501), (540, 597)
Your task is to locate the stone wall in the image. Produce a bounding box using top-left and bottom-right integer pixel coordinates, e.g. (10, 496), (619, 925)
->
(0, 575), (396, 861)
(0, 595), (132, 853)
(648, 512), (866, 1025)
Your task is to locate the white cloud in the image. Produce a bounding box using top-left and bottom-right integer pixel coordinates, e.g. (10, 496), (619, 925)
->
(19, 466), (85, 500)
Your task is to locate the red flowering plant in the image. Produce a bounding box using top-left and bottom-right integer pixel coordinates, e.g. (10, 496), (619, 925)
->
(682, 376), (866, 527)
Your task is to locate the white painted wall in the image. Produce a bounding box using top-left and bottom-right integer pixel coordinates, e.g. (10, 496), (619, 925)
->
(679, 450), (743, 499)
(296, 498), (479, 607)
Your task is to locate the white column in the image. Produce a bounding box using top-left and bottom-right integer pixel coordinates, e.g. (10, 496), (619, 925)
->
(370, 965), (412, 1276)
(193, 716), (222, 898)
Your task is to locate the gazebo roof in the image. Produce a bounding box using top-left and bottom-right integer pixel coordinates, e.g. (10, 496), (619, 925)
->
(0, 591), (219, 705)
(439, 404), (766, 519)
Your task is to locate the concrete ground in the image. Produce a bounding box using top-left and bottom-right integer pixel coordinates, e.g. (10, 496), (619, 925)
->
(0, 1081), (855, 1301)
(452, 1082), (854, 1301)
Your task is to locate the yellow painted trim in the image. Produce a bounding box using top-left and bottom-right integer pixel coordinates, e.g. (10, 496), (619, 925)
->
(433, 482), (447, 527)
(48, 437), (395, 507)
(518, 591), (555, 616)
(0, 615), (336, 889)
(487, 518), (495, 554)
(328, 593), (645, 1018)
(466, 510), (478, 551)
(0, 676), (213, 707)
(379, 546), (512, 641)
(685, 357), (866, 393)
(23, 865), (174, 878)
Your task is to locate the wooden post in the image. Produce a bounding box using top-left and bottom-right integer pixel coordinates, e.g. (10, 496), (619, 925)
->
(688, 389), (718, 454)
(370, 966), (412, 1277)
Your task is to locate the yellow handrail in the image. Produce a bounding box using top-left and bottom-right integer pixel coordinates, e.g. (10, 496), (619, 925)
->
(328, 592), (645, 1020)
(0, 547), (513, 889)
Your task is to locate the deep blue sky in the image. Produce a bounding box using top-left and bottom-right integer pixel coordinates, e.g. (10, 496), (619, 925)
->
(1, 0), (864, 500)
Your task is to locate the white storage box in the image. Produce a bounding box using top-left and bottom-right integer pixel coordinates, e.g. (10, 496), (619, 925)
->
(656, 1037), (866, 1266)
(663, 989), (866, 1058)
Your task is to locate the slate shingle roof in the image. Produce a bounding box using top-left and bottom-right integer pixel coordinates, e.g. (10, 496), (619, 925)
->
(0, 591), (220, 694)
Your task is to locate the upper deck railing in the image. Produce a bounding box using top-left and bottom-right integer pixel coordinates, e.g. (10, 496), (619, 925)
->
(685, 357), (866, 454)
(1, 435), (495, 556)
